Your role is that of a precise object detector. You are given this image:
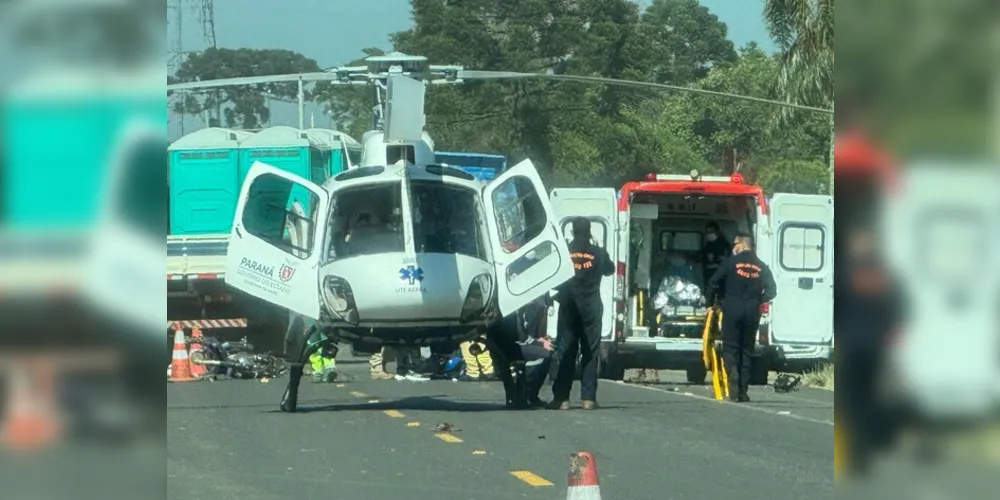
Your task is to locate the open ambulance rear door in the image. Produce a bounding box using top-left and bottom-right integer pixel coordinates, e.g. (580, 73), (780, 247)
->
(547, 188), (618, 340)
(768, 194), (834, 346)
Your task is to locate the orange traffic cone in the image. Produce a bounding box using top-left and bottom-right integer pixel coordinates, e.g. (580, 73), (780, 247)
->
(566, 451), (602, 500)
(1, 361), (61, 451)
(188, 327), (206, 378)
(169, 328), (196, 382)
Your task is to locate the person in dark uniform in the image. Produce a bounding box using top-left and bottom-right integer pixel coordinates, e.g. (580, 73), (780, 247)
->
(479, 241), (544, 409)
(701, 221), (731, 296)
(482, 310), (530, 408)
(707, 233), (776, 402)
(515, 295), (555, 407)
(835, 226), (906, 476)
(548, 217), (615, 410)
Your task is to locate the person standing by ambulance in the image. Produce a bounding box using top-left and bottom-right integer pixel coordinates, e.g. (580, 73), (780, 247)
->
(548, 217), (614, 410)
(707, 233), (777, 402)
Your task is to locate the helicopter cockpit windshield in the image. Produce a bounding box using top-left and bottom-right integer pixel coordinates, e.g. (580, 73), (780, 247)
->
(327, 182), (404, 259)
(411, 181), (487, 259)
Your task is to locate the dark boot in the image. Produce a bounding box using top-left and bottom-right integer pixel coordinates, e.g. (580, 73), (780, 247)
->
(738, 384), (751, 402)
(546, 400), (570, 410)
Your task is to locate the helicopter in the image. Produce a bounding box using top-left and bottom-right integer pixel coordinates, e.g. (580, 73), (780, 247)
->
(167, 52), (832, 412)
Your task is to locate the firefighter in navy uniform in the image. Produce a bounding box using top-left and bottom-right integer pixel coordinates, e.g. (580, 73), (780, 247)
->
(707, 233), (777, 403)
(548, 217), (615, 410)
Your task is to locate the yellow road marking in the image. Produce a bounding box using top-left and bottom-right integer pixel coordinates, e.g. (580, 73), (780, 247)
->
(472, 450), (486, 455)
(349, 391), (367, 398)
(406, 421), (420, 427)
(383, 410), (405, 418)
(335, 383), (346, 388)
(435, 433), (463, 443)
(510, 470), (553, 487)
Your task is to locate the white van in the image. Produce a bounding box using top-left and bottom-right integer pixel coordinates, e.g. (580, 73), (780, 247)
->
(546, 172), (834, 384)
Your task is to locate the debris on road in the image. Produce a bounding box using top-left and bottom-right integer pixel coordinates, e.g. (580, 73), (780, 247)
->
(433, 422), (460, 432)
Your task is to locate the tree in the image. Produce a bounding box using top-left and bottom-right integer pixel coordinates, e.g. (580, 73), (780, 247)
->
(637, 0), (738, 85)
(675, 43), (781, 172)
(754, 159), (829, 194)
(762, 0), (833, 112)
(313, 47), (387, 139)
(169, 48), (324, 129)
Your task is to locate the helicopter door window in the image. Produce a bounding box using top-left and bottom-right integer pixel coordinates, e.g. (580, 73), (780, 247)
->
(241, 173), (319, 257)
(492, 177), (546, 252)
(411, 181), (487, 259)
(327, 182), (405, 259)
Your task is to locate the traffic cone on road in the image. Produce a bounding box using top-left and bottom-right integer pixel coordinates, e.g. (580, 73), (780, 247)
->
(169, 328), (195, 382)
(566, 451), (602, 500)
(1, 362), (61, 451)
(187, 327), (206, 378)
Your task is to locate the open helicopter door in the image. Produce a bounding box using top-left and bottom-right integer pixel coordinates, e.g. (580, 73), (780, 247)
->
(483, 159), (575, 316)
(768, 193), (834, 345)
(225, 161), (330, 319)
(547, 188), (618, 340)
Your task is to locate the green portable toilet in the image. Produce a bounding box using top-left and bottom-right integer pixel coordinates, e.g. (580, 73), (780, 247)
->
(304, 128), (363, 177)
(237, 126), (320, 242)
(168, 127), (254, 235)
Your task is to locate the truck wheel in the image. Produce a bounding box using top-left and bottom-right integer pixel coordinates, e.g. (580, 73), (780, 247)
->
(686, 366), (708, 385)
(750, 359), (770, 386)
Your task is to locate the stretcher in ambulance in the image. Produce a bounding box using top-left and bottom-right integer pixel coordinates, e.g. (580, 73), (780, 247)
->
(547, 171), (833, 383)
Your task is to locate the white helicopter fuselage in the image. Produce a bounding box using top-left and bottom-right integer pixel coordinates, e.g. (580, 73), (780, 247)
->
(224, 155), (574, 348)
(317, 162), (495, 344)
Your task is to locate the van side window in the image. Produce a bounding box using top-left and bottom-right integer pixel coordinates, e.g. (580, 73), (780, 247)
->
(779, 224), (825, 271)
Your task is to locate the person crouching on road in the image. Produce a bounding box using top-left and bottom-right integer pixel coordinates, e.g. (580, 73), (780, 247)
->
(368, 346), (429, 381)
(548, 217), (614, 410)
(707, 233), (776, 402)
(517, 295), (555, 408)
(459, 336), (496, 381)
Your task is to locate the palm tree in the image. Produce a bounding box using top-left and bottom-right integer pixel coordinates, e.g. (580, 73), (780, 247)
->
(763, 0), (834, 111)
(763, 0), (834, 192)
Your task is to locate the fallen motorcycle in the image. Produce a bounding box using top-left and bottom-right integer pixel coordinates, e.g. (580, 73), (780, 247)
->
(186, 335), (288, 380)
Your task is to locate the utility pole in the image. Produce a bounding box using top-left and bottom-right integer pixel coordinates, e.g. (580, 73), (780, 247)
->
(828, 104), (835, 195)
(297, 76), (305, 129)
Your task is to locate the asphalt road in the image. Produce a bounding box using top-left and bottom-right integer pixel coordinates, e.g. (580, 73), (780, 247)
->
(168, 361), (833, 500)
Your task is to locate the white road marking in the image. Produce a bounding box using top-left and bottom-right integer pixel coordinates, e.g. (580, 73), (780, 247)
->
(616, 381), (834, 426)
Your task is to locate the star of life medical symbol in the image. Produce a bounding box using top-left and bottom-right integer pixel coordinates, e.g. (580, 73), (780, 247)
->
(399, 265), (424, 285)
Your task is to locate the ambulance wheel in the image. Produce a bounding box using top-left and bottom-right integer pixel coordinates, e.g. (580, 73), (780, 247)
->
(686, 366), (708, 385)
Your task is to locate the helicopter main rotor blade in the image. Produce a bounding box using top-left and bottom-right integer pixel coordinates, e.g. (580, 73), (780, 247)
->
(458, 70), (832, 115)
(167, 72), (360, 92)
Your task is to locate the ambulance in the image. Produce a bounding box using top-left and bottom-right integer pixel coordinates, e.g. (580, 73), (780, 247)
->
(547, 170), (834, 384)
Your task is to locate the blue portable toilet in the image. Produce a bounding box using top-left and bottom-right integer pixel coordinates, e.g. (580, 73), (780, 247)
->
(304, 128), (363, 178)
(168, 127), (253, 235)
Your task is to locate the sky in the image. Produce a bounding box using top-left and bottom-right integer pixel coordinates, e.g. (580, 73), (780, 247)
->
(168, 0), (776, 137)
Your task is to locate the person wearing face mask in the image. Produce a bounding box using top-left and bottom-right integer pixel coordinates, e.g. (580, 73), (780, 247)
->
(707, 233), (776, 402)
(701, 222), (731, 303)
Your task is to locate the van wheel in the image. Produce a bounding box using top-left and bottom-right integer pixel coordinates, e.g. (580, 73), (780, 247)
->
(686, 366), (708, 385)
